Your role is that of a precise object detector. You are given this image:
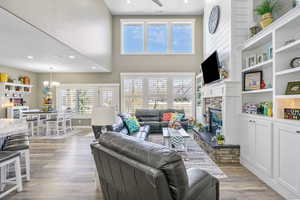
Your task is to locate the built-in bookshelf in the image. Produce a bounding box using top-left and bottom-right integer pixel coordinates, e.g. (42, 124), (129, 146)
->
(241, 7), (300, 121)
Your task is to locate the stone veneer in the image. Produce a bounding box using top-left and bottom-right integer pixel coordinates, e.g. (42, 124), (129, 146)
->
(204, 97), (223, 114)
(192, 130), (240, 164)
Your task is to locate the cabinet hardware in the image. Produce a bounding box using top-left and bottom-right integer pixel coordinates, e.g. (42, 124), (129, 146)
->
(249, 120), (252, 122)
(296, 131), (300, 134)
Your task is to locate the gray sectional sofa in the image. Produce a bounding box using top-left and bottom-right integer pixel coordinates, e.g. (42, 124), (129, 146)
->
(135, 109), (188, 133)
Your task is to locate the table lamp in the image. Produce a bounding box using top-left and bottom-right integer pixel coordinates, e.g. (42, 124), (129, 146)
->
(91, 106), (115, 139)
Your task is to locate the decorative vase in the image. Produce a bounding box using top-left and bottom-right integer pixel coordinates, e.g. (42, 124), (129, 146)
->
(260, 13), (273, 28)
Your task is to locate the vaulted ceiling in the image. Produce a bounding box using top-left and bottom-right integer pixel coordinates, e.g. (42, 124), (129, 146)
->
(104, 0), (204, 15)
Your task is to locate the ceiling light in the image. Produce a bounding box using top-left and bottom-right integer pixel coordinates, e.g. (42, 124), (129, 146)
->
(91, 66), (97, 70)
(27, 56), (34, 59)
(68, 55), (75, 59)
(184, 0), (188, 3)
(126, 0), (131, 4)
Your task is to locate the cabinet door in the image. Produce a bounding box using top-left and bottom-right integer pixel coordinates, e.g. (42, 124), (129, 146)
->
(274, 123), (300, 196)
(240, 117), (255, 163)
(254, 119), (273, 177)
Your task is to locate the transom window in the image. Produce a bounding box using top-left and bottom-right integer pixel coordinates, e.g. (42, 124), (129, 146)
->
(121, 19), (195, 55)
(121, 73), (195, 117)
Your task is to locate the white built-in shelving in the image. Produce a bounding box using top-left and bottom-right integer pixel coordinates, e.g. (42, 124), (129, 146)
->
(240, 7), (300, 200)
(242, 59), (273, 72)
(242, 88), (273, 94)
(0, 82), (32, 98)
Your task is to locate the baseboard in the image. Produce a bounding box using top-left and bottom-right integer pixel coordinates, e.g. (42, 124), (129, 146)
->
(240, 158), (299, 199)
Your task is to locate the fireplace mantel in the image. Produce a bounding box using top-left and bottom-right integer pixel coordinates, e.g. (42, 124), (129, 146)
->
(202, 80), (240, 98)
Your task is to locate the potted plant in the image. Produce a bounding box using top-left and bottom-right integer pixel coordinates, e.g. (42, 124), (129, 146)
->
(212, 134), (225, 145)
(255, 0), (278, 28)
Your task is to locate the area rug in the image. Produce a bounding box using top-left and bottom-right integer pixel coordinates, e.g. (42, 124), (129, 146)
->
(149, 133), (227, 179)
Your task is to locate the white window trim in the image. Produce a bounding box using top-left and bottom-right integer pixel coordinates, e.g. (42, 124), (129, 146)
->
(120, 73), (196, 117)
(120, 19), (196, 55)
(56, 83), (120, 119)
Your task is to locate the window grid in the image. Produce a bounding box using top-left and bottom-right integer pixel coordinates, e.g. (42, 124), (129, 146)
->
(121, 20), (195, 55)
(121, 74), (195, 117)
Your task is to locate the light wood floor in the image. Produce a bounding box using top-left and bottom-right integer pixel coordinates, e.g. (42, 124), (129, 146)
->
(6, 129), (284, 200)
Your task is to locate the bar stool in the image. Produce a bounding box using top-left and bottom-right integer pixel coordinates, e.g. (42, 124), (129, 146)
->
(64, 112), (73, 133)
(25, 115), (38, 137)
(45, 113), (65, 136)
(0, 151), (22, 198)
(3, 138), (30, 181)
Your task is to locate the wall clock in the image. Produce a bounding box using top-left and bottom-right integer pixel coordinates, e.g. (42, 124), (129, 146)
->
(208, 5), (220, 34)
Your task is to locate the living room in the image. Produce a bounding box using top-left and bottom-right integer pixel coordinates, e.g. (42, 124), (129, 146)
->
(0, 0), (299, 199)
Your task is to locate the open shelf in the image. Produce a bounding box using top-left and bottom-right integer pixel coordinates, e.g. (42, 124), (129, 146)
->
(242, 88), (273, 94)
(241, 113), (273, 120)
(275, 39), (300, 54)
(242, 59), (273, 73)
(276, 95), (300, 99)
(276, 67), (300, 76)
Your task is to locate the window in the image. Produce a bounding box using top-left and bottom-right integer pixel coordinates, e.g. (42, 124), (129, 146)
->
(57, 84), (120, 118)
(121, 19), (195, 54)
(147, 24), (168, 53)
(59, 87), (98, 116)
(123, 23), (144, 53)
(172, 23), (193, 53)
(121, 73), (195, 117)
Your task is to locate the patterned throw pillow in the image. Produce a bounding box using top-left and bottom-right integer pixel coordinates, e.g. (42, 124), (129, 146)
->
(175, 113), (185, 121)
(162, 112), (173, 121)
(124, 117), (140, 134)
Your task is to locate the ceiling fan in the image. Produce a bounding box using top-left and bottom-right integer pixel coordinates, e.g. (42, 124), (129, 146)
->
(152, 0), (163, 7)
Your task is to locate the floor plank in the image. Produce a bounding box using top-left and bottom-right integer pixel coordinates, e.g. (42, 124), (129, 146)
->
(6, 129), (283, 200)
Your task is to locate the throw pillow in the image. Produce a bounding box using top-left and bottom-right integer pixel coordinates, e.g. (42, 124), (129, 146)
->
(170, 113), (177, 121)
(175, 113), (185, 121)
(162, 112), (173, 121)
(124, 118), (140, 134)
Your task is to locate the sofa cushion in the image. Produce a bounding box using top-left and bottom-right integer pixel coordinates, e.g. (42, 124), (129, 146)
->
(139, 116), (160, 122)
(136, 109), (159, 118)
(160, 121), (169, 128)
(99, 132), (188, 200)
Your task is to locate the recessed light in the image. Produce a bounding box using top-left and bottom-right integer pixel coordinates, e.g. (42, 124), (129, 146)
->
(126, 0), (131, 4)
(68, 55), (75, 59)
(91, 66), (97, 70)
(27, 56), (34, 60)
(184, 0), (188, 3)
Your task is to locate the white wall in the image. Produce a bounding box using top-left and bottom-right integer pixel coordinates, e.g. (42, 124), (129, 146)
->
(0, 0), (112, 71)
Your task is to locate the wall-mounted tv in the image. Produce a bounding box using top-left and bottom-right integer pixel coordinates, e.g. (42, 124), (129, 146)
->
(201, 51), (221, 85)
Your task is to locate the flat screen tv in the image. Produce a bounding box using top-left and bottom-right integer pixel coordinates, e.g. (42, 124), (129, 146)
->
(201, 51), (221, 84)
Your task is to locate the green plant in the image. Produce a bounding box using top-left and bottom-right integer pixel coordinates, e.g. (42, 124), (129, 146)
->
(255, 0), (278, 16)
(216, 134), (225, 141)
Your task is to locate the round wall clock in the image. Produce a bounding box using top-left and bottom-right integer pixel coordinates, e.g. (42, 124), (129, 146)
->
(290, 57), (300, 68)
(208, 5), (220, 34)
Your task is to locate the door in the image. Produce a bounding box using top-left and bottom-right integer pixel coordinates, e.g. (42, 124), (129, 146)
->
(274, 123), (300, 196)
(240, 116), (255, 164)
(254, 119), (273, 177)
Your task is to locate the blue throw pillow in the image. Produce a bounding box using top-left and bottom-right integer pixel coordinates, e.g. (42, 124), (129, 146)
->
(124, 119), (140, 134)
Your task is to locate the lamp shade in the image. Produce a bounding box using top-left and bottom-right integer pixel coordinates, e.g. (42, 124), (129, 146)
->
(91, 106), (115, 126)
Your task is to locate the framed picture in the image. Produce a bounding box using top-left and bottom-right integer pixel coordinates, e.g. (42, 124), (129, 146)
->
(247, 55), (257, 67)
(286, 81), (300, 95)
(284, 108), (300, 120)
(244, 71), (262, 91)
(257, 54), (264, 64)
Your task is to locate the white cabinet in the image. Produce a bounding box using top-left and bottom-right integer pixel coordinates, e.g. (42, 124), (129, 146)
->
(240, 115), (273, 177)
(274, 122), (300, 197)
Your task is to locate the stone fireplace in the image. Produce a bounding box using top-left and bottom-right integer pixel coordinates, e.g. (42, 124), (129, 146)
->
(193, 81), (240, 164)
